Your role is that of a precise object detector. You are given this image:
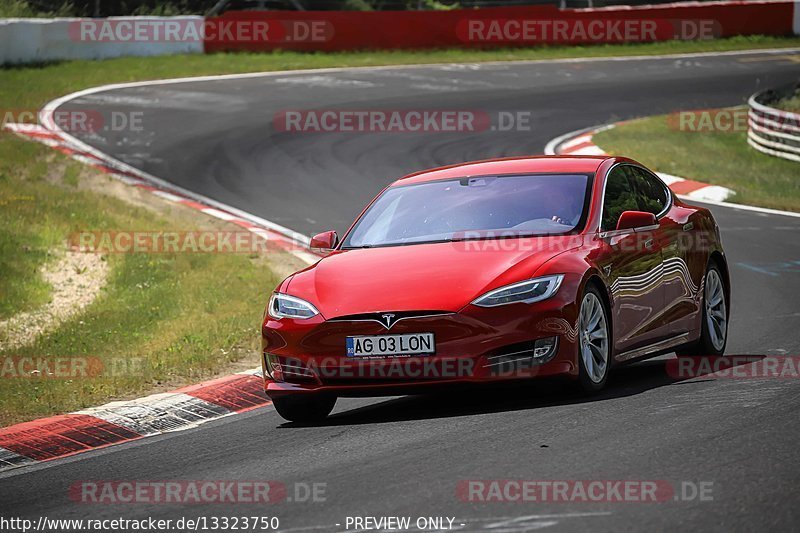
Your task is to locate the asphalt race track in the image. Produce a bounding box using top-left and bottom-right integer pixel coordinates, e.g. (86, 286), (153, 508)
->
(3, 49), (800, 531)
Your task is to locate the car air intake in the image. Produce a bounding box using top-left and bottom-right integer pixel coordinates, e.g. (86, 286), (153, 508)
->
(483, 337), (559, 376)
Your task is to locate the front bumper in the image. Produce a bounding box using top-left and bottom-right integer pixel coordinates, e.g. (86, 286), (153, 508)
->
(261, 298), (579, 399)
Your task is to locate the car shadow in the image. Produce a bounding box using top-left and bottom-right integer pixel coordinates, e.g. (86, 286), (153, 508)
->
(277, 354), (766, 428)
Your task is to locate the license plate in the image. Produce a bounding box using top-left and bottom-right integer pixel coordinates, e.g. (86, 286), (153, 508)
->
(346, 333), (435, 357)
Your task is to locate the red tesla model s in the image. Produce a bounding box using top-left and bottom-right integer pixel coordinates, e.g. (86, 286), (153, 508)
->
(261, 156), (729, 422)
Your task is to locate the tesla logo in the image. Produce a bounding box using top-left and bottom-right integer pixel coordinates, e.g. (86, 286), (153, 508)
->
(380, 313), (397, 330)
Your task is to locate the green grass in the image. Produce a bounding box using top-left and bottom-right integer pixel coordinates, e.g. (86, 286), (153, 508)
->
(0, 151), (281, 424)
(1, 36), (799, 424)
(593, 107), (800, 212)
(0, 142), (55, 318)
(0, 0), (46, 17)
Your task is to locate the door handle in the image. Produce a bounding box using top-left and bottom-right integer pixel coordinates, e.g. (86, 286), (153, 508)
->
(683, 222), (694, 232)
(644, 238), (654, 250)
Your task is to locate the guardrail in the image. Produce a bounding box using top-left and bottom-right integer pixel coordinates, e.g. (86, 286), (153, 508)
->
(0, 17), (204, 65)
(748, 85), (800, 164)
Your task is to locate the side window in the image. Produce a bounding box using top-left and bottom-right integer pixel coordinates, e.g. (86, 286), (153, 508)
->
(601, 166), (638, 232)
(626, 166), (668, 217)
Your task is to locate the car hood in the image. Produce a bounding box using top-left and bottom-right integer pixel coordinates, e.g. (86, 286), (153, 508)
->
(285, 237), (582, 318)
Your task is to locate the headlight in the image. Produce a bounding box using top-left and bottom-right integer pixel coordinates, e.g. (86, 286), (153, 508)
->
(472, 275), (564, 307)
(268, 292), (320, 319)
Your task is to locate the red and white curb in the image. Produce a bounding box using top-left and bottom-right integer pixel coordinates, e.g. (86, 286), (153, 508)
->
(2, 123), (322, 265)
(0, 120), (309, 472)
(0, 368), (267, 472)
(545, 124), (736, 203)
(1, 111), (326, 472)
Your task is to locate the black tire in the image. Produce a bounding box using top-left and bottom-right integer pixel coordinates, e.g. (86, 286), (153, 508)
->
(272, 394), (336, 423)
(576, 285), (612, 394)
(676, 262), (728, 357)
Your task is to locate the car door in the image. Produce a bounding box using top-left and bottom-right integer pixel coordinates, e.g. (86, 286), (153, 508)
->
(598, 165), (666, 354)
(628, 166), (699, 336)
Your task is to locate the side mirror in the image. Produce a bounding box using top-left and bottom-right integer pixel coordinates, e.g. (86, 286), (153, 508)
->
(310, 230), (338, 251)
(615, 211), (657, 232)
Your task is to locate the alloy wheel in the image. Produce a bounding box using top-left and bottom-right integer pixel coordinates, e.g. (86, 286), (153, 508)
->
(579, 292), (609, 384)
(705, 269), (727, 352)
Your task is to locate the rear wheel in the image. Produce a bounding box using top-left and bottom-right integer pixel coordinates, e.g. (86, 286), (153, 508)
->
(576, 286), (611, 393)
(677, 263), (728, 357)
(272, 394), (336, 423)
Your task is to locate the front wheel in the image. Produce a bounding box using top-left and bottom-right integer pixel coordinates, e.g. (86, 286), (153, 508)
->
(677, 263), (728, 357)
(576, 286), (611, 393)
(272, 394), (336, 423)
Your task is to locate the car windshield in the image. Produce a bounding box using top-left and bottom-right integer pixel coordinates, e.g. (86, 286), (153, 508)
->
(342, 173), (590, 248)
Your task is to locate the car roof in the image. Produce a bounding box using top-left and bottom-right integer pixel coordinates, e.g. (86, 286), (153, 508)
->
(394, 155), (610, 186)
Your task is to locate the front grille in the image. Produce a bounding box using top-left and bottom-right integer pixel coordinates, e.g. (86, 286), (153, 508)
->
(328, 310), (452, 328)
